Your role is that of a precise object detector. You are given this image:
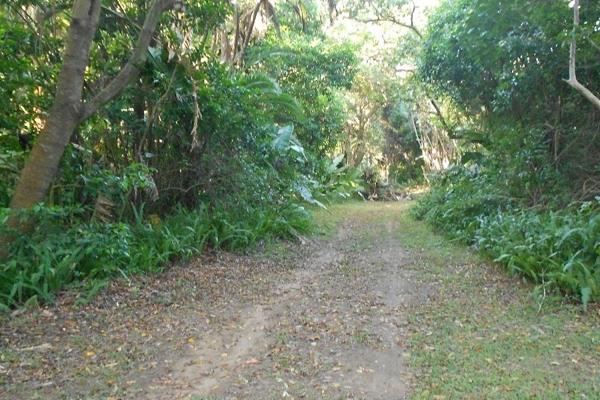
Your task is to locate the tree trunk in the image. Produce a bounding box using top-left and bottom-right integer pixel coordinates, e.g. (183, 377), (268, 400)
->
(220, 27), (232, 63)
(231, 5), (241, 66)
(9, 0), (101, 211)
(566, 0), (600, 112)
(2, 0), (176, 259)
(10, 0), (176, 211)
(235, 0), (262, 65)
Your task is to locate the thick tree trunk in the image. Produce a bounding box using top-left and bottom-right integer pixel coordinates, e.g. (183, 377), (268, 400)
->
(3, 0), (177, 259)
(10, 0), (176, 211)
(9, 0), (101, 210)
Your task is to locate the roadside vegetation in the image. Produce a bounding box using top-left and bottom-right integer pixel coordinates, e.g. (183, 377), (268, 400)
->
(413, 0), (600, 308)
(1, 0), (434, 309)
(388, 203), (600, 399)
(0, 0), (369, 309)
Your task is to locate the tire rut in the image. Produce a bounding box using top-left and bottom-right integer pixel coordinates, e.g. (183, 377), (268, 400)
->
(147, 203), (423, 400)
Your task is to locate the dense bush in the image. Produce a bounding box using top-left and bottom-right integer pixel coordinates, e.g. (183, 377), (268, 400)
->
(414, 0), (600, 306)
(412, 165), (509, 240)
(414, 167), (600, 307)
(247, 33), (357, 156)
(0, 1), (367, 309)
(418, 0), (600, 198)
(0, 49), (364, 308)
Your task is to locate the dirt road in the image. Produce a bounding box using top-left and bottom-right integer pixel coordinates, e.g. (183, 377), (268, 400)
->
(2, 202), (599, 399)
(144, 203), (422, 400)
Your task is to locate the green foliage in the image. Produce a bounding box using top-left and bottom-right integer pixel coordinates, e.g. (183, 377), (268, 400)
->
(413, 0), (600, 306)
(0, 49), (321, 308)
(0, 150), (23, 205)
(420, 0), (571, 117)
(0, 202), (311, 309)
(382, 101), (424, 184)
(0, 0), (370, 308)
(0, 9), (56, 143)
(414, 167), (600, 306)
(276, 0), (325, 35)
(413, 166), (507, 240)
(247, 33), (358, 155)
(418, 0), (600, 194)
(315, 155), (365, 201)
(476, 202), (600, 309)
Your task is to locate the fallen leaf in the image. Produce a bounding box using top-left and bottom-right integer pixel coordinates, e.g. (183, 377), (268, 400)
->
(85, 351), (96, 358)
(11, 309), (25, 318)
(21, 343), (53, 352)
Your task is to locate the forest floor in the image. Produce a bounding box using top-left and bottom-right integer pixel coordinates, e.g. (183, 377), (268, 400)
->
(1, 201), (600, 400)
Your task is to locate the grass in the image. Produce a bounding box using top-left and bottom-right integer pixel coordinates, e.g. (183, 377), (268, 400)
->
(352, 329), (372, 345)
(320, 201), (600, 399)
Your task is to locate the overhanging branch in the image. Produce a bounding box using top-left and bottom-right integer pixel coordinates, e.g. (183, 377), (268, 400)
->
(79, 0), (177, 122)
(355, 16), (422, 38)
(565, 0), (600, 112)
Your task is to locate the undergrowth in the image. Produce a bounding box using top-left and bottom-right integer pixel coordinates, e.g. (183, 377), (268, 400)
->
(0, 203), (312, 310)
(414, 167), (600, 308)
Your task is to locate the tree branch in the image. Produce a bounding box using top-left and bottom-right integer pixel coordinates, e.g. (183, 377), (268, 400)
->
(231, 4), (241, 66)
(262, 0), (281, 38)
(409, 1), (416, 30)
(565, 0), (600, 112)
(35, 3), (71, 25)
(355, 16), (422, 38)
(79, 0), (177, 122)
(235, 0), (262, 65)
(428, 97), (459, 139)
(589, 38), (600, 54)
(101, 5), (142, 30)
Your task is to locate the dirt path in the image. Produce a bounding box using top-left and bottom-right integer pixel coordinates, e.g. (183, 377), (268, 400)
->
(145, 206), (420, 400)
(2, 202), (599, 399)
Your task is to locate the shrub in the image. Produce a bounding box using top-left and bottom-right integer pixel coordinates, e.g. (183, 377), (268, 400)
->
(414, 169), (600, 307)
(412, 165), (511, 240)
(476, 202), (600, 307)
(0, 202), (311, 310)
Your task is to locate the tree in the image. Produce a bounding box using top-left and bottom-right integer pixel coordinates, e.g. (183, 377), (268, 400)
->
(218, 0), (280, 65)
(418, 0), (600, 200)
(566, 0), (600, 112)
(342, 0), (423, 38)
(9, 0), (179, 215)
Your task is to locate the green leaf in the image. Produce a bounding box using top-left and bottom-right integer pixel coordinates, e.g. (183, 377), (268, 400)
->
(297, 185), (326, 209)
(581, 287), (591, 311)
(272, 125), (294, 150)
(147, 46), (161, 59)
